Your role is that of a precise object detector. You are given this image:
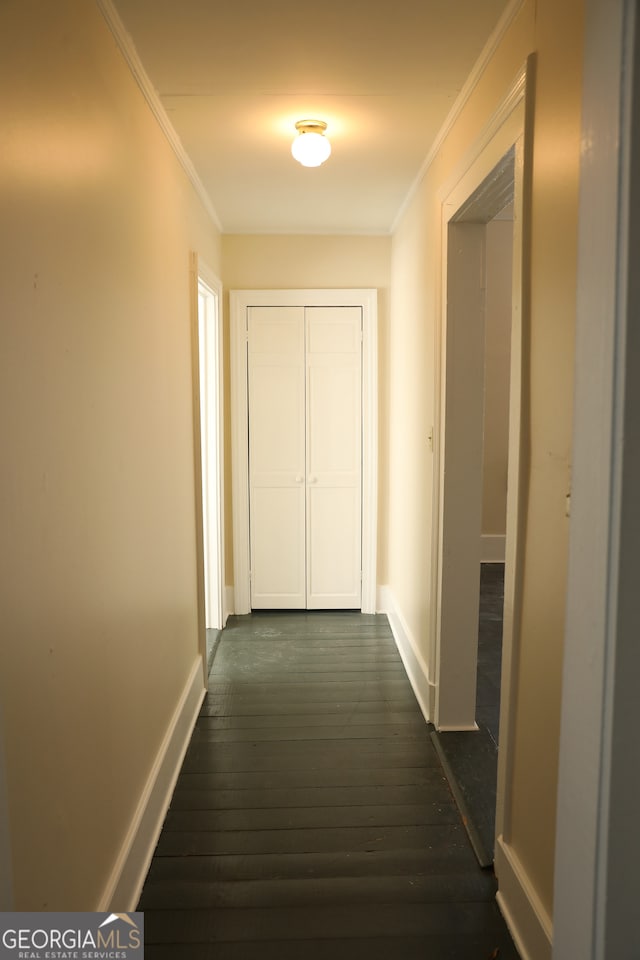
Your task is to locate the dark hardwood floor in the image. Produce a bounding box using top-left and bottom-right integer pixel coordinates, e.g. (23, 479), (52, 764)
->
(139, 611), (519, 958)
(476, 562), (506, 746)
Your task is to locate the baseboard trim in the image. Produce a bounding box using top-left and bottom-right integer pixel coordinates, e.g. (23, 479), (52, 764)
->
(97, 656), (206, 911)
(436, 723), (480, 732)
(377, 585), (435, 723)
(495, 835), (553, 960)
(481, 534), (506, 563)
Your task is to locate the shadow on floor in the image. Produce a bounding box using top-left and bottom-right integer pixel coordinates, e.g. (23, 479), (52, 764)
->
(431, 563), (504, 868)
(206, 627), (223, 676)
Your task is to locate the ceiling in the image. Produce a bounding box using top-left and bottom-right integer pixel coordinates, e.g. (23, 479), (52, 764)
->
(111, 0), (510, 234)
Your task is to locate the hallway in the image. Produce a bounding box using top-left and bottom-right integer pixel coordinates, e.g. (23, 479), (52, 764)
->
(139, 613), (519, 958)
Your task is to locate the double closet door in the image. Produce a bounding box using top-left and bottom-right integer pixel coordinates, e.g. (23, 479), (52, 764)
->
(248, 305), (362, 609)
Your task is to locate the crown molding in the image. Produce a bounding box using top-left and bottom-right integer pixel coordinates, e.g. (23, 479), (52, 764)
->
(391, 0), (527, 233)
(96, 0), (223, 233)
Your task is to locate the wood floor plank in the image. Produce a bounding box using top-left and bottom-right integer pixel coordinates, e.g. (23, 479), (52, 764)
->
(204, 681), (415, 695)
(206, 680), (415, 696)
(153, 939), (515, 960)
(144, 935), (519, 960)
(209, 672), (408, 686)
(217, 652), (400, 664)
(143, 901), (510, 943)
(172, 766), (447, 791)
(216, 638), (401, 671)
(169, 782), (452, 811)
(162, 801), (459, 832)
(221, 632), (394, 645)
(154, 823), (471, 857)
(189, 723), (431, 743)
(139, 871), (497, 909)
(213, 663), (404, 676)
(198, 699), (420, 718)
(232, 668), (406, 681)
(216, 640), (397, 653)
(215, 645), (401, 658)
(204, 692), (418, 708)
(196, 710), (426, 728)
(224, 616), (387, 629)
(145, 844), (481, 885)
(183, 734), (438, 758)
(180, 749), (441, 775)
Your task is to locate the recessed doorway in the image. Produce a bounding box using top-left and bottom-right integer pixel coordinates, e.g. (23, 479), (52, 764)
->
(430, 59), (532, 865)
(195, 263), (225, 672)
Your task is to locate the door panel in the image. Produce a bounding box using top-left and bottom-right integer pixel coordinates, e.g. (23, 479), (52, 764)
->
(247, 304), (362, 610)
(307, 486), (362, 607)
(250, 487), (305, 607)
(306, 307), (362, 608)
(248, 307), (306, 608)
(307, 363), (362, 473)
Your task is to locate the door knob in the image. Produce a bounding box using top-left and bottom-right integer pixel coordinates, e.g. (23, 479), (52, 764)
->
(295, 475), (304, 483)
(309, 476), (318, 484)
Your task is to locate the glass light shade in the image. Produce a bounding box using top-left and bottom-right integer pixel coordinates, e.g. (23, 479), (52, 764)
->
(291, 130), (331, 167)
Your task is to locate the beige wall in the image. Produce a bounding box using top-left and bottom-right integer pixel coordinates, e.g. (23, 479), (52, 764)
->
(222, 234), (392, 586)
(0, 0), (220, 908)
(482, 217), (513, 537)
(387, 0), (582, 927)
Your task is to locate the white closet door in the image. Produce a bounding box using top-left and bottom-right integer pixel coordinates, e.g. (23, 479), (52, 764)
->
(306, 307), (362, 608)
(248, 307), (306, 608)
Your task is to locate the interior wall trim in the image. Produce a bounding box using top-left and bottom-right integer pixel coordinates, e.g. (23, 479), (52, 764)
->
(437, 61), (528, 210)
(95, 0), (223, 232)
(97, 657), (205, 911)
(495, 835), (553, 960)
(377, 585), (435, 723)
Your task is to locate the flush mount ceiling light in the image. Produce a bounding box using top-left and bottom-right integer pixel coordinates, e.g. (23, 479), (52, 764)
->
(291, 119), (331, 167)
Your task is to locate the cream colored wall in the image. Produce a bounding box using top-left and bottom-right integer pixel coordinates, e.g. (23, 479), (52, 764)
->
(482, 218), (513, 536)
(387, 198), (438, 648)
(222, 234), (392, 587)
(0, 0), (220, 909)
(388, 0), (582, 927)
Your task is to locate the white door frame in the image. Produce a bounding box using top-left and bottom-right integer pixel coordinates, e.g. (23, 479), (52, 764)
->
(431, 60), (535, 886)
(231, 289), (378, 614)
(432, 61), (530, 740)
(553, 2), (640, 956)
(191, 254), (225, 638)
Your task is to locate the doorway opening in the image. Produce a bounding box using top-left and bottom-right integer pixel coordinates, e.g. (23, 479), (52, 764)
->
(430, 86), (530, 864)
(476, 203), (514, 742)
(432, 176), (515, 865)
(434, 147), (516, 729)
(197, 269), (225, 669)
